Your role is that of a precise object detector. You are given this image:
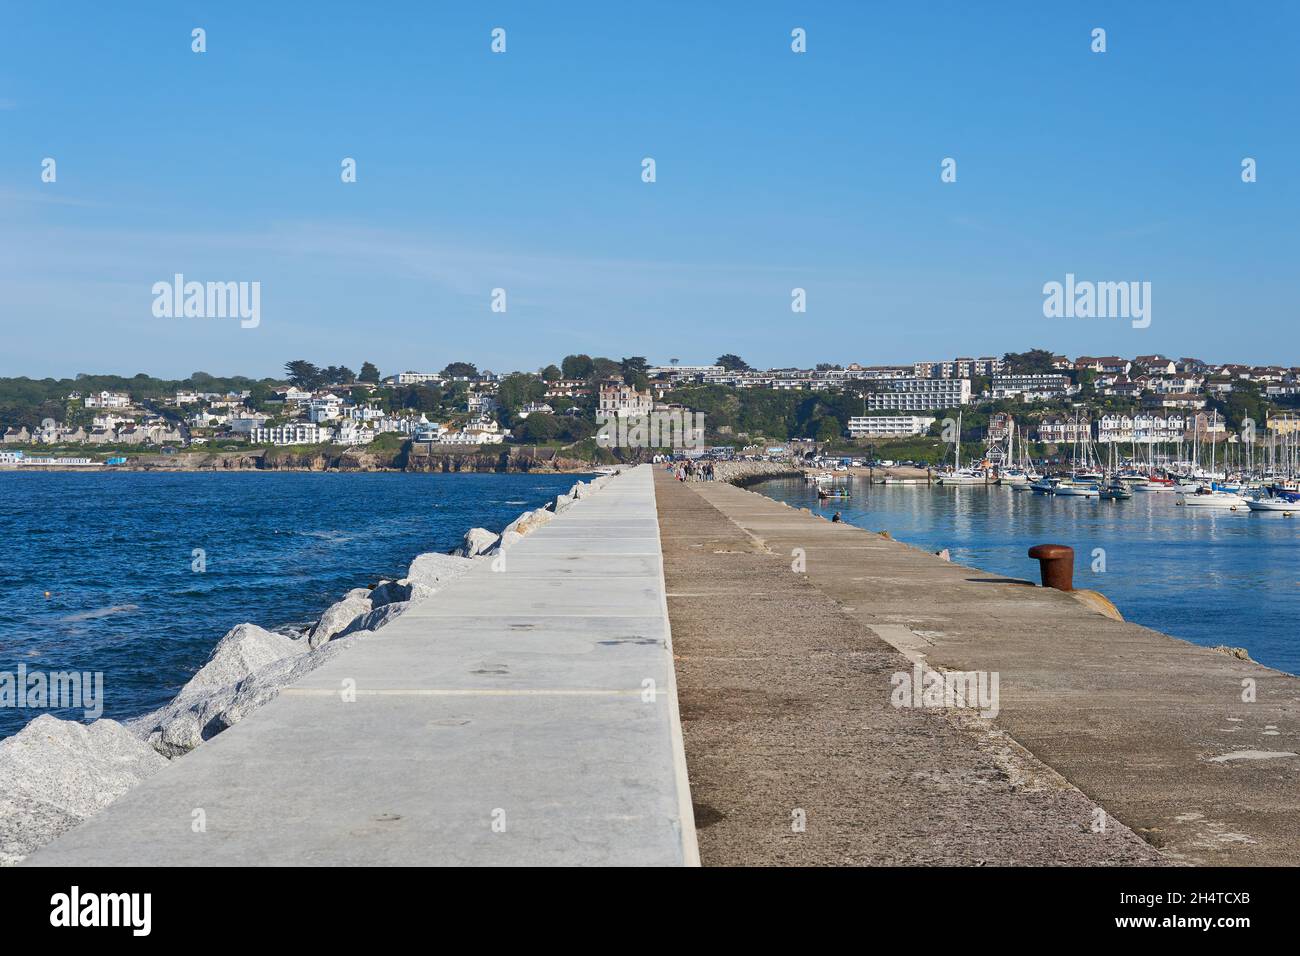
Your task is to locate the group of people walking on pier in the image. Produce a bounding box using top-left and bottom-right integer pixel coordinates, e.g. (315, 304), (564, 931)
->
(663, 458), (715, 482)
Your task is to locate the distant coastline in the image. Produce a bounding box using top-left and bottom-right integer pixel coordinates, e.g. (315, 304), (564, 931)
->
(1, 464), (598, 474)
(0, 444), (608, 475)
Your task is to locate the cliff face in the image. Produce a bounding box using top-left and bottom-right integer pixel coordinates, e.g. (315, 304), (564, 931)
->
(127, 448), (402, 472)
(404, 449), (595, 473)
(112, 443), (604, 473)
(129, 452), (263, 471)
(262, 447), (401, 471)
(405, 451), (517, 473)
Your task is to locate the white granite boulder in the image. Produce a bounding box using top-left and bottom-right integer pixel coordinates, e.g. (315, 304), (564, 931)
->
(487, 529), (525, 555)
(370, 552), (472, 607)
(0, 715), (167, 865)
(335, 600), (410, 639)
(453, 527), (499, 558)
(369, 579), (412, 607)
(504, 508), (554, 537)
(404, 552), (472, 600)
(129, 623), (310, 757)
(135, 629), (373, 757)
(208, 632), (366, 729)
(129, 601), (420, 757)
(179, 623), (305, 698)
(308, 588), (372, 648)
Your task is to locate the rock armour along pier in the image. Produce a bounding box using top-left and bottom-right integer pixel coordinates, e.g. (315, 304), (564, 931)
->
(26, 466), (698, 867)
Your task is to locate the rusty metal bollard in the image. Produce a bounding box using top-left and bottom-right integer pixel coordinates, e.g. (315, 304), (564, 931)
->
(1028, 544), (1074, 591)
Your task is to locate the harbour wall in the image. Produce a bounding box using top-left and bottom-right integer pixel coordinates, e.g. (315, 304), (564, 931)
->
(660, 473), (1300, 865)
(22, 466), (699, 866)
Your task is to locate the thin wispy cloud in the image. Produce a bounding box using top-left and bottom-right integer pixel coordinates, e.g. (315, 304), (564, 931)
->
(0, 188), (107, 209)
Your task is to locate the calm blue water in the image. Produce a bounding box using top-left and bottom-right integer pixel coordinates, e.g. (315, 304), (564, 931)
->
(0, 472), (583, 738)
(757, 477), (1300, 676)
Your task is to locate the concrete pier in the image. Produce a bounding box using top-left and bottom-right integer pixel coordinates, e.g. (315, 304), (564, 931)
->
(27, 463), (1296, 867)
(29, 465), (698, 866)
(658, 472), (1300, 866)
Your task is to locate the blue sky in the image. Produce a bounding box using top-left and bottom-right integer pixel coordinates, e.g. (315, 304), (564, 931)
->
(1, 1), (1296, 379)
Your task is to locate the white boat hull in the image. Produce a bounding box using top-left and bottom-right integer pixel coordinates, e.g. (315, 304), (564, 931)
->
(938, 473), (985, 485)
(1178, 493), (1249, 508)
(1055, 486), (1100, 497)
(1246, 498), (1299, 512)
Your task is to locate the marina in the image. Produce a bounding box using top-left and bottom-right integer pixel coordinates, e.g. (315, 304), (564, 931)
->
(914, 409), (1300, 518)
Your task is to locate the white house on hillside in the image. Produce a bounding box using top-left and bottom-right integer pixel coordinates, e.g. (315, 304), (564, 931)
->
(84, 391), (131, 409)
(598, 383), (654, 417)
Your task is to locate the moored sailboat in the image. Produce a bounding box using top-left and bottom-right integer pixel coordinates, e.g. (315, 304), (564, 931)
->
(935, 411), (988, 484)
(1177, 486), (1250, 508)
(1132, 475), (1176, 493)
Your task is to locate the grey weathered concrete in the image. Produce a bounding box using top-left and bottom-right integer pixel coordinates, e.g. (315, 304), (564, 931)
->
(656, 470), (1166, 866)
(669, 473), (1299, 866)
(27, 465), (698, 867)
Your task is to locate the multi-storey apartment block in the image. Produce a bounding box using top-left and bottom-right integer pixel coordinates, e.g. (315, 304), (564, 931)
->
(865, 378), (970, 411)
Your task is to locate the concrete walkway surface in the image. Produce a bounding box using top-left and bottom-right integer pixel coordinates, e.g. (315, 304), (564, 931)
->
(28, 465), (698, 867)
(662, 473), (1299, 866)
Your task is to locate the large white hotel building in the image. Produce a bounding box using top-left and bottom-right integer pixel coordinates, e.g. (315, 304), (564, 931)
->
(865, 378), (970, 411)
(847, 415), (937, 438)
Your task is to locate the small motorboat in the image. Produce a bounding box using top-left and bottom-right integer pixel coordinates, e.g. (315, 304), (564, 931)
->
(1054, 479), (1100, 497)
(1099, 480), (1132, 500)
(1029, 476), (1060, 495)
(818, 488), (852, 499)
(1245, 496), (1297, 513)
(1245, 487), (1300, 513)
